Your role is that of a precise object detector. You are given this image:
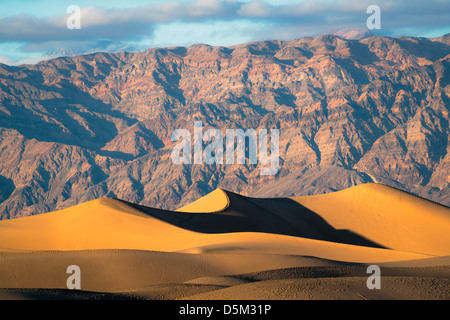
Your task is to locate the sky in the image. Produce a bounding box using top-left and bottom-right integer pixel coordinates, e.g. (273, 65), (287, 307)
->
(0, 0), (449, 65)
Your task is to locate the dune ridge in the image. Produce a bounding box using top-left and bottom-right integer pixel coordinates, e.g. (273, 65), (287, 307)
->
(0, 183), (449, 300)
(292, 183), (450, 256)
(0, 183), (449, 258)
(176, 188), (230, 213)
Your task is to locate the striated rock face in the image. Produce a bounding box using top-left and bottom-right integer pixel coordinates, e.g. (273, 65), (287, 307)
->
(0, 34), (449, 219)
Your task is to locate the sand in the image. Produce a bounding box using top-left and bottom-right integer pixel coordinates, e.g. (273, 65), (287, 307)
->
(176, 188), (230, 213)
(292, 184), (450, 256)
(0, 183), (449, 300)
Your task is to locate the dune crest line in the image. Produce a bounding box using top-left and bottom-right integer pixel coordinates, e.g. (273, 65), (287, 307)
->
(0, 183), (448, 262)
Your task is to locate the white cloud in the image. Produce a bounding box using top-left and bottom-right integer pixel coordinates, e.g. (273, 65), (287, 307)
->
(0, 0), (448, 42)
(0, 0), (448, 65)
(238, 2), (272, 17)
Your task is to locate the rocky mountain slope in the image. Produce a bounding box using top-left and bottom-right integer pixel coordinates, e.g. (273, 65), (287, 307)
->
(0, 34), (449, 219)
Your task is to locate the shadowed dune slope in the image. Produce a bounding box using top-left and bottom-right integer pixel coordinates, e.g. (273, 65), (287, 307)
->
(291, 183), (450, 256)
(0, 183), (448, 262)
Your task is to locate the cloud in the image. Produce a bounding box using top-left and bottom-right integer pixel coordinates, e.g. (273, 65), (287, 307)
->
(0, 0), (448, 42)
(238, 2), (272, 18)
(0, 1), (242, 44)
(0, 0), (448, 65)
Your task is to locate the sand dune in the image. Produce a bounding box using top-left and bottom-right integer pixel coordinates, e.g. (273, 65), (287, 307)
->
(0, 183), (449, 300)
(0, 249), (448, 300)
(176, 188), (230, 213)
(292, 183), (450, 256)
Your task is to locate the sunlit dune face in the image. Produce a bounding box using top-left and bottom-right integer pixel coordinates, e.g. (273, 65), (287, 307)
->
(0, 183), (448, 263)
(176, 189), (230, 213)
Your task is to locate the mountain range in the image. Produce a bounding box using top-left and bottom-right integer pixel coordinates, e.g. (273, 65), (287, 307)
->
(0, 33), (449, 219)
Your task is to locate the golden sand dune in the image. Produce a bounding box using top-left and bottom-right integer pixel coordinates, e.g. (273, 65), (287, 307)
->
(176, 188), (230, 213)
(0, 183), (449, 300)
(292, 183), (450, 256)
(0, 184), (444, 261)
